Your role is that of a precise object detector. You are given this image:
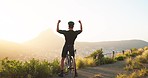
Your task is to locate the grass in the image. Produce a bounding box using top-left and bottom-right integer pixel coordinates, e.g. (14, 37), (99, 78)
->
(0, 46), (148, 78)
(76, 57), (96, 69)
(115, 53), (126, 61)
(117, 68), (148, 78)
(117, 47), (148, 78)
(142, 50), (148, 60)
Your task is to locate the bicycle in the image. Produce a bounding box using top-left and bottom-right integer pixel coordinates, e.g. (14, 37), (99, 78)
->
(64, 49), (77, 78)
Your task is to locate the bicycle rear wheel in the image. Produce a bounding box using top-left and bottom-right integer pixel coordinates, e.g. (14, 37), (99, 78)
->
(69, 57), (77, 78)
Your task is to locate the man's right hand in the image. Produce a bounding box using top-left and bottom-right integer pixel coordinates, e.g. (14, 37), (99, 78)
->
(57, 20), (61, 32)
(58, 20), (61, 24)
(78, 20), (81, 24)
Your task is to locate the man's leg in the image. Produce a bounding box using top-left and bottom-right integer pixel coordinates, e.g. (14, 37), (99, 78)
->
(60, 57), (65, 71)
(59, 45), (67, 77)
(58, 57), (65, 77)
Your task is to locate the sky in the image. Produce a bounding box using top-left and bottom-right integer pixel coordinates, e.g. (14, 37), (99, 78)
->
(0, 0), (148, 43)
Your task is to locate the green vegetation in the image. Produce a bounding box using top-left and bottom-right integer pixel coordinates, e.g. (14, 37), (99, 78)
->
(117, 68), (148, 78)
(76, 57), (96, 69)
(76, 49), (116, 69)
(115, 54), (126, 61)
(116, 47), (148, 78)
(0, 46), (148, 78)
(0, 58), (60, 78)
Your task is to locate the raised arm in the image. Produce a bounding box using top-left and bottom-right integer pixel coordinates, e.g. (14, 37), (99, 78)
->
(57, 20), (61, 32)
(78, 20), (83, 32)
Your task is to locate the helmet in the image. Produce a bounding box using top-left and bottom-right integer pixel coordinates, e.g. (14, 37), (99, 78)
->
(68, 21), (74, 26)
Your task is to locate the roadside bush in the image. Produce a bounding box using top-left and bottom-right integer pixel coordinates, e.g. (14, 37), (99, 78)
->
(138, 68), (148, 77)
(115, 54), (126, 61)
(95, 59), (102, 66)
(131, 48), (137, 51)
(130, 52), (139, 57)
(134, 55), (147, 63)
(142, 50), (148, 60)
(125, 57), (132, 65)
(116, 74), (127, 78)
(144, 46), (148, 50)
(128, 72), (139, 78)
(124, 51), (131, 57)
(76, 57), (96, 69)
(124, 60), (144, 71)
(89, 49), (104, 59)
(49, 59), (60, 75)
(117, 68), (148, 78)
(137, 48), (144, 54)
(76, 58), (85, 69)
(0, 58), (60, 78)
(84, 57), (96, 67)
(102, 57), (116, 64)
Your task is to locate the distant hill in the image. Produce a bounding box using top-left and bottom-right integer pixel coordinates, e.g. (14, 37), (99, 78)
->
(0, 40), (24, 59)
(76, 40), (148, 56)
(0, 29), (148, 60)
(23, 29), (148, 57)
(24, 29), (64, 50)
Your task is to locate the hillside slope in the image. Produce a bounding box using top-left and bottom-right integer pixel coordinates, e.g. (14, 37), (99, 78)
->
(0, 29), (148, 60)
(23, 29), (148, 57)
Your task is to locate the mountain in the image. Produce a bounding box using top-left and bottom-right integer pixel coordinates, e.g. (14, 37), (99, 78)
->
(23, 29), (148, 57)
(75, 40), (148, 56)
(0, 40), (24, 59)
(24, 29), (64, 49)
(0, 29), (148, 60)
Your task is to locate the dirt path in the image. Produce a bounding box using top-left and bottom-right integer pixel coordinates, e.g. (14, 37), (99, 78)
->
(77, 61), (126, 78)
(54, 61), (126, 78)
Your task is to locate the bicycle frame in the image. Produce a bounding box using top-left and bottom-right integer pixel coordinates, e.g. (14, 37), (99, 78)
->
(65, 49), (77, 78)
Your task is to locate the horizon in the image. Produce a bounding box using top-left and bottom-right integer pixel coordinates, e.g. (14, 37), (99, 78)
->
(1, 29), (148, 44)
(0, 0), (148, 43)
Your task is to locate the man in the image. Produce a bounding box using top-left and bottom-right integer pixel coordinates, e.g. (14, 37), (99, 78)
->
(57, 20), (83, 77)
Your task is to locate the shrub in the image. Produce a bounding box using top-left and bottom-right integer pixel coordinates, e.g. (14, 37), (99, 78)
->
(1, 57), (26, 78)
(115, 54), (126, 61)
(128, 72), (139, 78)
(0, 58), (60, 78)
(124, 60), (144, 71)
(130, 52), (139, 57)
(76, 57), (96, 69)
(124, 51), (131, 57)
(95, 59), (102, 66)
(84, 57), (96, 67)
(117, 68), (148, 78)
(138, 68), (148, 77)
(137, 48), (144, 54)
(49, 59), (60, 75)
(125, 57), (132, 65)
(124, 65), (134, 71)
(131, 48), (138, 51)
(116, 74), (127, 78)
(89, 49), (104, 59)
(76, 58), (85, 69)
(134, 55), (147, 63)
(102, 57), (116, 64)
(142, 50), (148, 60)
(144, 46), (148, 50)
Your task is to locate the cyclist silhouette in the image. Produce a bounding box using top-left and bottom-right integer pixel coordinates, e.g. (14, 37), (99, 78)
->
(57, 20), (83, 77)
